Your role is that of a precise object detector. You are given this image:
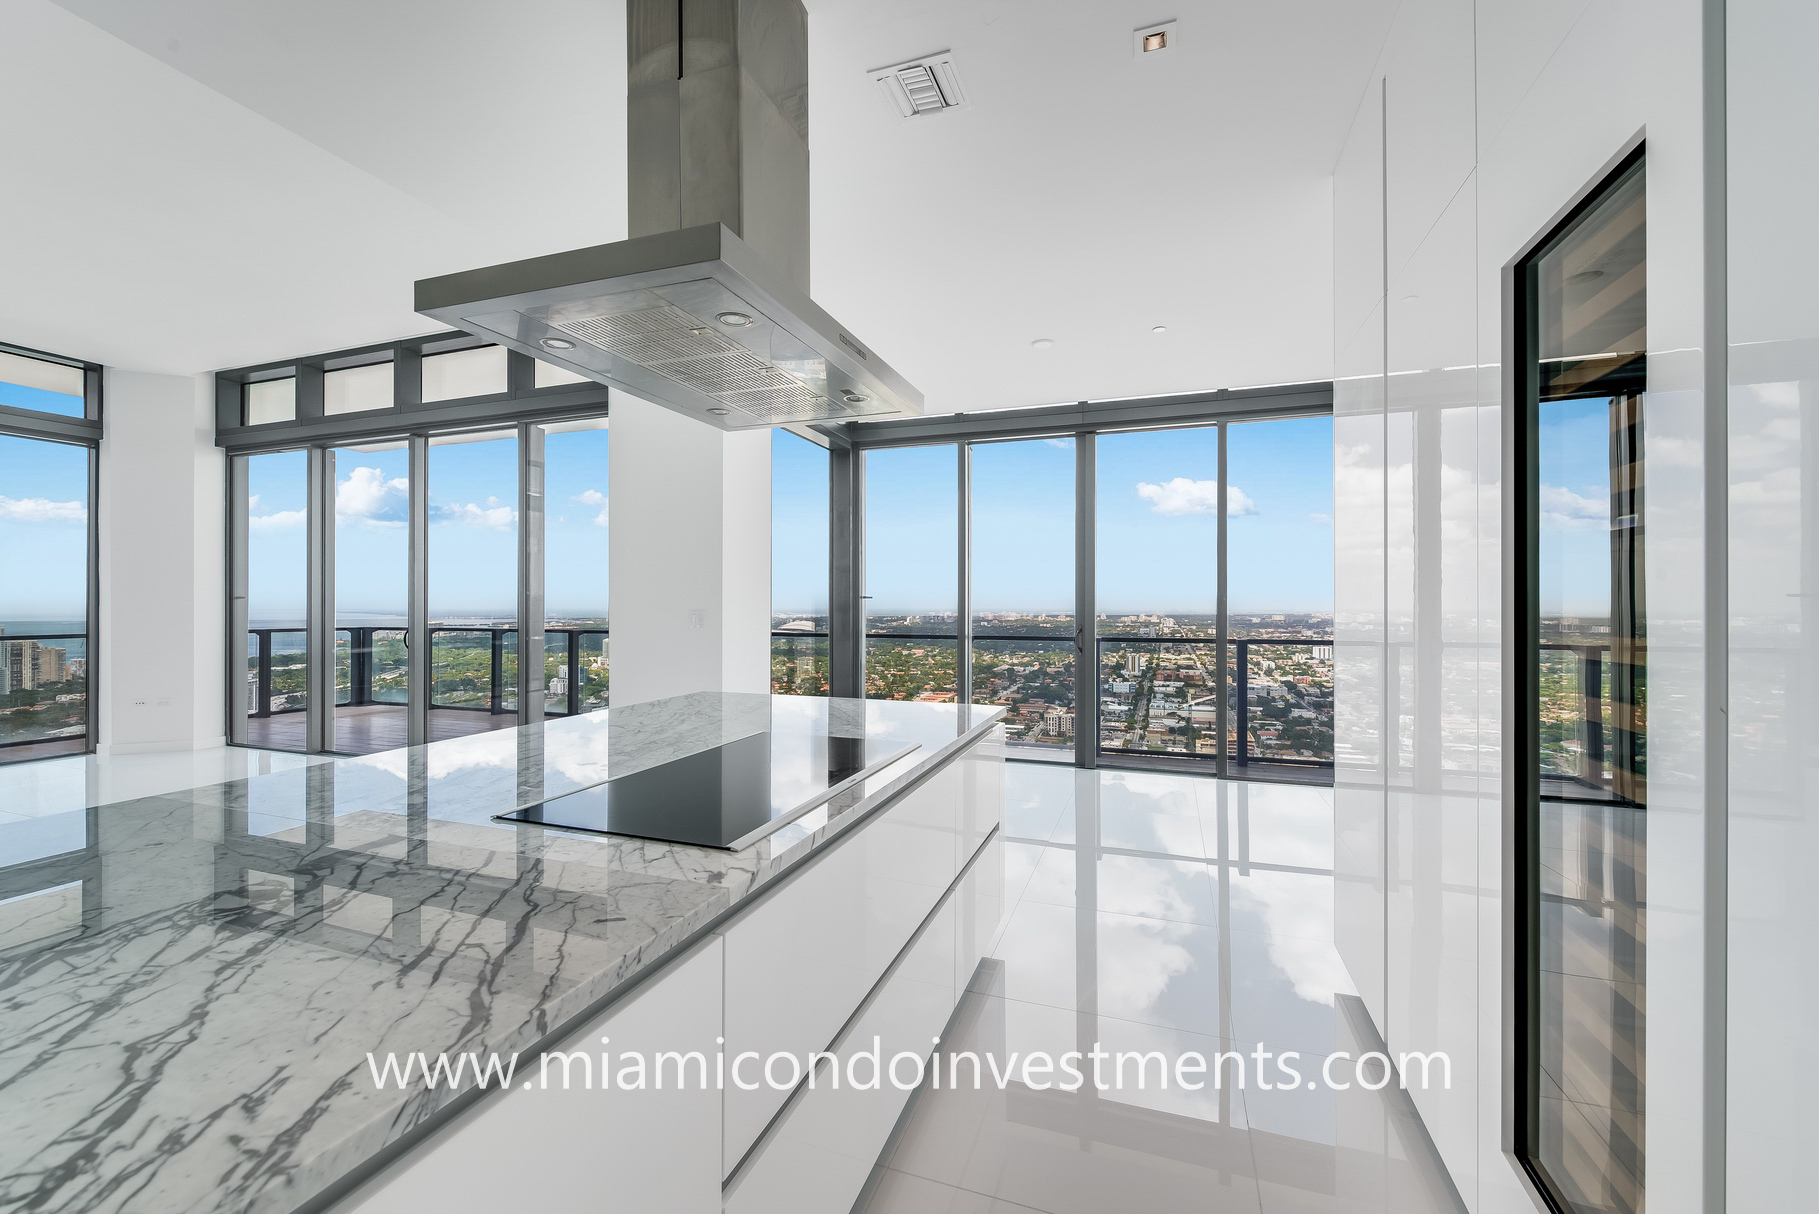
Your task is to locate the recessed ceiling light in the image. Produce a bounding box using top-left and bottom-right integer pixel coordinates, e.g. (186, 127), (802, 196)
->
(1133, 20), (1177, 57)
(1567, 270), (1605, 285)
(540, 336), (576, 350)
(1151, 325), (1168, 334)
(716, 311), (754, 327)
(1031, 338), (1054, 349)
(707, 407), (732, 416)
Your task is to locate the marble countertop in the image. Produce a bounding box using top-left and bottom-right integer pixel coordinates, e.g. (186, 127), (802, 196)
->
(0, 693), (1003, 1214)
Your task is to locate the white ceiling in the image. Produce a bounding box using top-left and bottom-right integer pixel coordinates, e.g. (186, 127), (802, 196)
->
(5, 0), (1396, 413)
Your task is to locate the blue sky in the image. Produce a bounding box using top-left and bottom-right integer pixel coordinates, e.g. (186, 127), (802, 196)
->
(1538, 397), (1614, 617)
(246, 427), (612, 623)
(245, 416), (1337, 626)
(0, 381), (84, 418)
(0, 434), (89, 626)
(773, 430), (829, 615)
(847, 416), (1335, 617)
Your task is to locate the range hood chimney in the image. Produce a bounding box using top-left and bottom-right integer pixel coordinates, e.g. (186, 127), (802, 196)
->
(414, 0), (921, 430)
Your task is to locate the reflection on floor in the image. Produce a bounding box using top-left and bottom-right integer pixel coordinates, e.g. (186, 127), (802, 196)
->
(861, 765), (1464, 1214)
(0, 736), (88, 765)
(0, 743), (326, 821)
(243, 705), (518, 754)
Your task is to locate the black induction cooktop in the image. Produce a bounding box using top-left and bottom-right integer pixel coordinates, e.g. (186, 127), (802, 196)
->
(493, 732), (918, 850)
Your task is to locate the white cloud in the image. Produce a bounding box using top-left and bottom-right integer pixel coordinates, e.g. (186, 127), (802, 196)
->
(575, 488), (608, 527)
(1135, 477), (1256, 517)
(336, 466), (409, 526)
(1309, 512), (1332, 525)
(1538, 483), (1607, 529)
(0, 495), (86, 523)
(1042, 437), (1072, 449)
(439, 497), (516, 530)
(249, 508), (306, 531)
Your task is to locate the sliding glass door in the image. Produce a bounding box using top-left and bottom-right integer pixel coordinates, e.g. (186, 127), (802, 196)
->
(230, 416), (607, 756)
(863, 445), (959, 701)
(428, 430), (519, 741)
(241, 450), (309, 750)
(332, 441), (412, 753)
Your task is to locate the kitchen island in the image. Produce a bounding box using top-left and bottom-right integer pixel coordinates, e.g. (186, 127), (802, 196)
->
(0, 693), (1005, 1214)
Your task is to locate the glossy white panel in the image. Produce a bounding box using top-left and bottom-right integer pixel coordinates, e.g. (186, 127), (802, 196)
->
(1383, 180), (1485, 1204)
(1335, 72), (1385, 360)
(1338, 4), (1716, 1213)
(341, 937), (723, 1214)
(721, 761), (961, 1170)
(1382, 0), (1477, 283)
(1726, 1), (1819, 1209)
(728, 899), (957, 1214)
(1335, 291), (1388, 1030)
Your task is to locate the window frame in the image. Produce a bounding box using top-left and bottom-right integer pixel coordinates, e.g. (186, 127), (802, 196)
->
(0, 338), (103, 764)
(1502, 137), (1647, 1214)
(829, 380), (1335, 776)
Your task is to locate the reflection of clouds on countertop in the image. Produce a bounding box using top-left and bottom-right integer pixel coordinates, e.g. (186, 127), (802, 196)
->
(0, 693), (1004, 1214)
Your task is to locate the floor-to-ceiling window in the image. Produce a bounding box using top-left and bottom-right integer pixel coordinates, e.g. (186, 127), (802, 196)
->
(427, 429), (520, 740)
(1095, 427), (1223, 761)
(223, 335), (610, 756)
(333, 439), (411, 752)
(242, 449), (309, 749)
(542, 418), (611, 716)
(1516, 150), (1646, 1214)
(863, 444), (960, 701)
(772, 428), (829, 694)
(849, 392), (1334, 779)
(1224, 416), (1336, 770)
(0, 345), (98, 765)
(971, 437), (1076, 757)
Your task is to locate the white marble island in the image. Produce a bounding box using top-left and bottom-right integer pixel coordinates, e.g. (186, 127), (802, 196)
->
(0, 694), (1006, 1214)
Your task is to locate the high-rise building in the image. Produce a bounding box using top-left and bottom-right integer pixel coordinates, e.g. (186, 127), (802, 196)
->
(1, 640), (69, 693)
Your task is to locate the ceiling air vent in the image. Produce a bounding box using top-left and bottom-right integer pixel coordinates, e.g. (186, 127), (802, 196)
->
(872, 53), (967, 118)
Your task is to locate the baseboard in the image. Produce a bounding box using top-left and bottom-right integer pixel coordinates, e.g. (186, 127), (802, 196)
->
(96, 736), (230, 756)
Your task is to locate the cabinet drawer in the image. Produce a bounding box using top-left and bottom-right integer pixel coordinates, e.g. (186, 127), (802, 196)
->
(726, 898), (958, 1214)
(721, 761), (961, 1172)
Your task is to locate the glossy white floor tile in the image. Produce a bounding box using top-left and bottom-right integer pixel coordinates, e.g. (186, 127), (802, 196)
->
(862, 764), (1463, 1214)
(0, 745), (326, 818)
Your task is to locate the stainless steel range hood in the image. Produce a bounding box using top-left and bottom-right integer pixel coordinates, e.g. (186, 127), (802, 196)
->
(413, 0), (922, 431)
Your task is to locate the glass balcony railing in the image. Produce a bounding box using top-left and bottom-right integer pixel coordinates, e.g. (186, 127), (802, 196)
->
(1098, 636), (1335, 769)
(242, 626), (610, 725)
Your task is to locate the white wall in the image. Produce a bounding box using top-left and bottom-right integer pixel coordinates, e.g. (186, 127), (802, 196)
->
(606, 394), (772, 706)
(1725, 2), (1819, 1209)
(1331, 2), (1713, 1211)
(96, 369), (225, 754)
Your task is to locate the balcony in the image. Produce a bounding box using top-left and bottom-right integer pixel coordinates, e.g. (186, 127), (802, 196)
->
(243, 626), (608, 752)
(1098, 636), (1334, 782)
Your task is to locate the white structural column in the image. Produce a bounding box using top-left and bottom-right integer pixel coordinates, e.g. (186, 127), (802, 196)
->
(96, 370), (225, 753)
(607, 393), (771, 705)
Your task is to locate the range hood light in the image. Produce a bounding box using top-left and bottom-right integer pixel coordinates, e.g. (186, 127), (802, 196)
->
(707, 407), (732, 415)
(841, 391), (869, 404)
(540, 337), (576, 350)
(1032, 338), (1054, 349)
(716, 311), (754, 327)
